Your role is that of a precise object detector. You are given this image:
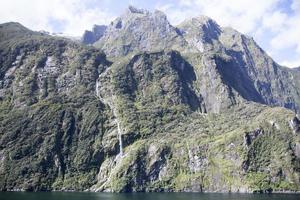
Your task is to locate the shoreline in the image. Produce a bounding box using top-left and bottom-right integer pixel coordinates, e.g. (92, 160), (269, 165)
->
(2, 190), (300, 194)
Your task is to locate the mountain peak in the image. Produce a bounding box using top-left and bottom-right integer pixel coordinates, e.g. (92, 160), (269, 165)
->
(195, 15), (218, 24)
(0, 21), (24, 27)
(177, 15), (221, 52)
(0, 21), (30, 32)
(0, 21), (40, 42)
(180, 15), (221, 32)
(122, 6), (167, 20)
(94, 7), (189, 56)
(126, 5), (148, 14)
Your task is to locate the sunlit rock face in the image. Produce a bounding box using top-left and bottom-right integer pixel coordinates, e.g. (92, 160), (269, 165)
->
(93, 6), (192, 57)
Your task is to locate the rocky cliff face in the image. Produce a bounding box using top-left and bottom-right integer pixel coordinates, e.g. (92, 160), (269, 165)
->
(93, 6), (191, 57)
(82, 25), (107, 45)
(88, 9), (300, 113)
(0, 7), (300, 193)
(178, 17), (300, 112)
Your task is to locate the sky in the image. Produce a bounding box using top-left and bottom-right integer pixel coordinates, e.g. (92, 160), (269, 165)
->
(0, 0), (299, 68)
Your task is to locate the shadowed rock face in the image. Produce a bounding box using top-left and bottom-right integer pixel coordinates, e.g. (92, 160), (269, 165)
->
(82, 25), (107, 45)
(178, 18), (300, 113)
(0, 7), (300, 193)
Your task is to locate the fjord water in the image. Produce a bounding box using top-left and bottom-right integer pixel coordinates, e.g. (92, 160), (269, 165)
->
(0, 192), (300, 200)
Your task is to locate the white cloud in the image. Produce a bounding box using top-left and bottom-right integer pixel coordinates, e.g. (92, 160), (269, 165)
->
(280, 59), (300, 68)
(158, 0), (280, 34)
(0, 0), (115, 36)
(262, 11), (288, 32)
(270, 21), (300, 52)
(291, 0), (300, 11)
(266, 1), (300, 67)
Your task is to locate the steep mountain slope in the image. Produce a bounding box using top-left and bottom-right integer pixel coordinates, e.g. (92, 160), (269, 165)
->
(91, 49), (300, 192)
(0, 22), (113, 191)
(178, 17), (300, 112)
(0, 7), (300, 193)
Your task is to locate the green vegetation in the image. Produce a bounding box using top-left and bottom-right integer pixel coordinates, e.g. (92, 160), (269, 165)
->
(0, 21), (299, 193)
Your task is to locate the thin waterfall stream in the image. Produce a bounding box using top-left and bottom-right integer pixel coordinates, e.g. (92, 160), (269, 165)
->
(96, 77), (123, 158)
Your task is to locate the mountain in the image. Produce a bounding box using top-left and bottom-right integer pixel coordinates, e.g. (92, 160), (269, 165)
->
(87, 12), (300, 113)
(0, 22), (112, 191)
(93, 6), (191, 57)
(181, 17), (300, 112)
(0, 7), (300, 193)
(82, 25), (107, 45)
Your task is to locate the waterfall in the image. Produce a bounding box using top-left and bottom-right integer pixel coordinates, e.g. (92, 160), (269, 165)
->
(116, 118), (123, 157)
(95, 80), (99, 97)
(112, 104), (124, 158)
(96, 78), (124, 157)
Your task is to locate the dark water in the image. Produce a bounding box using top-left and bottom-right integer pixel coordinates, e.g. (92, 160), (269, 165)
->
(0, 192), (300, 200)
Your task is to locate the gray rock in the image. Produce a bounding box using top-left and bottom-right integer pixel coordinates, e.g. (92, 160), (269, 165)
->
(289, 116), (300, 134)
(93, 6), (192, 57)
(244, 129), (263, 147)
(82, 25), (107, 45)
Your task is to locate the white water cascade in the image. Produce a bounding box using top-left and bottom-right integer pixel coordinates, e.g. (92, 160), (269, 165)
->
(116, 117), (124, 157)
(95, 80), (99, 97)
(96, 78), (124, 158)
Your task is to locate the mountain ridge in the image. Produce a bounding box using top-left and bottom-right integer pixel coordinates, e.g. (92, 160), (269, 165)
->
(0, 7), (299, 193)
(84, 7), (300, 113)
